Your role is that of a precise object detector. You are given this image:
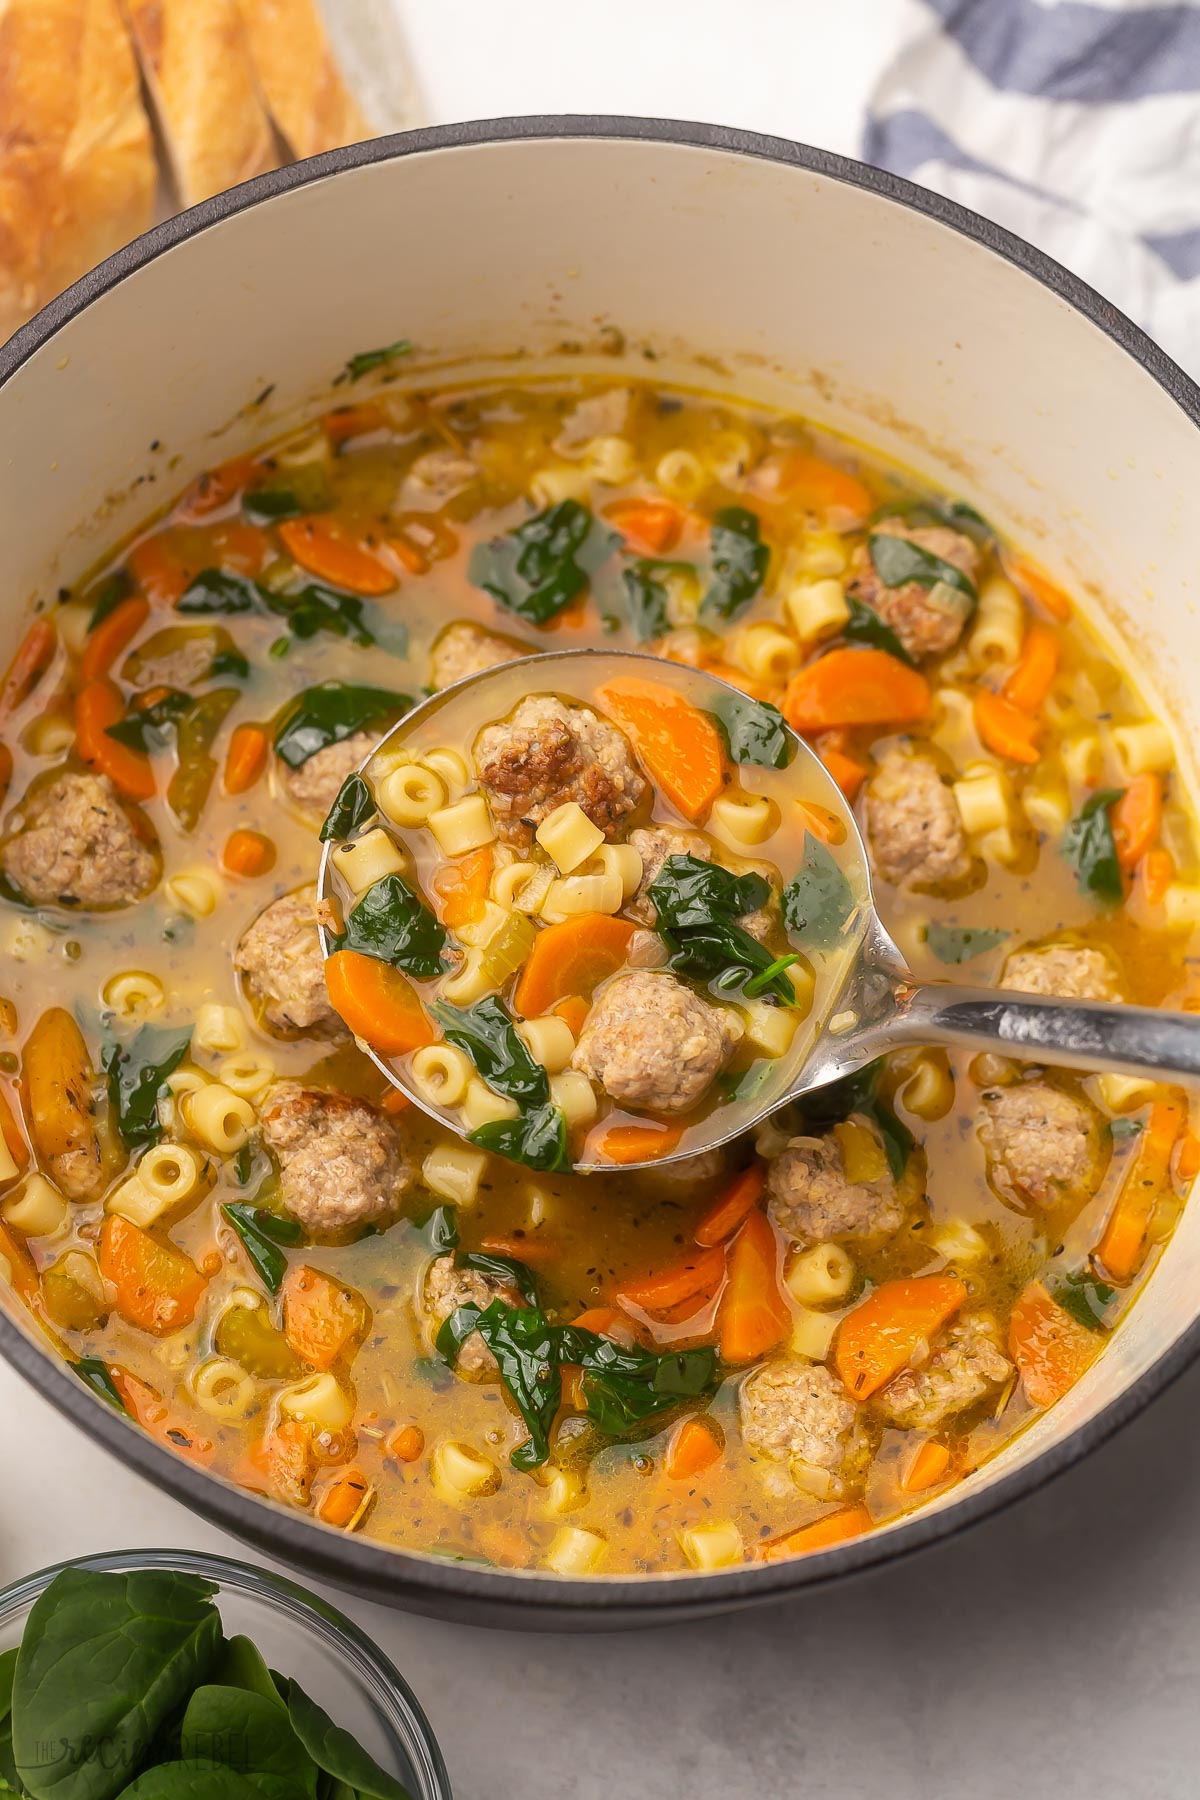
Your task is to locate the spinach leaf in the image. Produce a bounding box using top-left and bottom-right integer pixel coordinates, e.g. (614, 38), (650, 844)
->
(1062, 789), (1124, 906)
(86, 574), (132, 633)
(799, 1058), (913, 1181)
(619, 559), (691, 641)
(450, 1298), (564, 1471)
(117, 1765), (263, 1799)
(873, 1103), (915, 1184)
(648, 854), (795, 1006)
(13, 1567), (222, 1800)
(782, 833), (856, 951)
(647, 855), (770, 931)
(73, 1357), (128, 1415)
(285, 1684), (412, 1800)
(105, 690), (194, 753)
(470, 1102), (571, 1174)
(1051, 1270), (1116, 1333)
(212, 1638), (284, 1710)
(417, 1204), (460, 1253)
(0, 1715), (24, 1800)
(701, 507), (769, 619)
(924, 922), (1010, 965)
(264, 585), (407, 655)
(430, 997), (549, 1108)
(569, 1334), (717, 1438)
(177, 570), (266, 616)
(319, 773), (376, 844)
(242, 489), (305, 524)
(664, 922), (798, 1007)
(179, 1686), (317, 1799)
(468, 500), (616, 626)
(709, 693), (795, 769)
(0, 1647), (16, 1723)
(867, 531), (977, 603)
(717, 1062), (774, 1106)
(344, 340), (411, 383)
(209, 648), (251, 682)
(337, 875), (447, 978)
(273, 684), (411, 770)
(841, 594), (916, 668)
(102, 1024), (192, 1149)
(872, 496), (995, 545)
(222, 1204), (303, 1296)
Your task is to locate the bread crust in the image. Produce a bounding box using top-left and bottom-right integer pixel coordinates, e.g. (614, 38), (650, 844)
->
(236, 0), (369, 160)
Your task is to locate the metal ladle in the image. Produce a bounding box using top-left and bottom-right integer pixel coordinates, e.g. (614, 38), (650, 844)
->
(317, 650), (1200, 1171)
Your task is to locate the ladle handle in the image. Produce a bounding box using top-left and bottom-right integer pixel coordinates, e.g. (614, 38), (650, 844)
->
(885, 983), (1200, 1083)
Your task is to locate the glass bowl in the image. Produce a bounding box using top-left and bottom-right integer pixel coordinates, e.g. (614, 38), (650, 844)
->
(0, 1548), (451, 1798)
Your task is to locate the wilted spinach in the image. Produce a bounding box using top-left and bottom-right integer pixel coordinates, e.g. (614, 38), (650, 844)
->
(177, 569), (265, 615)
(430, 997), (548, 1108)
(336, 874), (448, 978)
(468, 500), (617, 625)
(222, 1204), (304, 1296)
(709, 693), (795, 769)
(319, 772), (376, 843)
(781, 833), (856, 951)
(102, 1023), (192, 1148)
(648, 854), (796, 1006)
(1062, 789), (1124, 906)
(470, 1103), (571, 1174)
(73, 1356), (128, 1414)
(104, 689), (195, 753)
(344, 339), (412, 382)
(701, 507), (769, 619)
(924, 922), (1010, 965)
(867, 531), (977, 603)
(841, 593), (916, 667)
(273, 683), (411, 769)
(1050, 1269), (1116, 1333)
(798, 1058), (914, 1181)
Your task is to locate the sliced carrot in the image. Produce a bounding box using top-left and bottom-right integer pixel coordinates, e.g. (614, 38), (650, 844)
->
(783, 648), (930, 733)
(79, 595), (149, 683)
(718, 1209), (790, 1364)
(795, 800), (846, 846)
(776, 451), (871, 524)
(513, 913), (635, 1018)
(754, 1503), (873, 1563)
(1008, 554), (1073, 623)
(223, 723), (269, 796)
(900, 1439), (952, 1494)
(129, 535), (189, 604)
(481, 1234), (561, 1267)
(1141, 847), (1174, 906)
(278, 516), (397, 596)
(0, 1085), (29, 1172)
(380, 1087), (412, 1116)
(387, 1424), (425, 1463)
(324, 948), (435, 1054)
(222, 828), (276, 878)
(1096, 1097), (1183, 1282)
(246, 1418), (315, 1507)
(433, 846), (494, 930)
(695, 1163), (766, 1247)
(973, 687), (1041, 764)
(1, 619), (56, 716)
(1112, 773), (1162, 874)
(616, 1244), (727, 1314)
(75, 679), (156, 799)
(834, 1274), (967, 1400)
(175, 454), (259, 522)
(111, 1368), (214, 1464)
(1008, 1280), (1100, 1408)
(571, 1306), (639, 1346)
(665, 1416), (722, 1480)
(604, 496), (685, 555)
(322, 400), (388, 445)
(553, 995), (591, 1038)
(282, 1264), (369, 1370)
(0, 1221), (38, 1301)
(590, 1121), (685, 1164)
(208, 520), (270, 577)
(596, 676), (726, 824)
(1002, 621), (1060, 715)
(315, 1465), (373, 1529)
(98, 1214), (207, 1336)
(1177, 1132), (1200, 1181)
(819, 744), (868, 801)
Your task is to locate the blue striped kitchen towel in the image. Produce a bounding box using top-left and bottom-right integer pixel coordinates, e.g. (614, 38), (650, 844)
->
(864, 0), (1200, 375)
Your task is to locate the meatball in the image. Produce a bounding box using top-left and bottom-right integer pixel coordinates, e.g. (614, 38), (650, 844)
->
(847, 518), (978, 660)
(554, 387), (632, 449)
(980, 1080), (1101, 1207)
(767, 1130), (906, 1246)
(123, 629), (215, 692)
(276, 729), (377, 819)
(474, 695), (646, 848)
(866, 748), (969, 889)
(1001, 943), (1123, 1003)
(877, 1312), (1012, 1430)
(627, 824), (775, 940)
(403, 448), (480, 507)
(740, 1361), (869, 1492)
(2, 772), (158, 908)
(430, 621), (530, 691)
(260, 1082), (412, 1238)
(421, 1254), (526, 1378)
(571, 971), (742, 1114)
(235, 886), (340, 1037)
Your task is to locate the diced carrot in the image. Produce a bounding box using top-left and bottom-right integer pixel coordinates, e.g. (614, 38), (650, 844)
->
(776, 451), (872, 525)
(322, 401), (387, 447)
(387, 1424), (425, 1463)
(0, 1085), (29, 1172)
(695, 1163), (766, 1247)
(433, 846), (494, 930)
(1141, 847), (1174, 906)
(571, 1306), (639, 1346)
(1096, 1097), (1183, 1282)
(900, 1439), (952, 1494)
(1177, 1132), (1200, 1181)
(175, 455), (259, 522)
(819, 744), (867, 801)
(973, 688), (1041, 764)
(278, 516), (397, 596)
(834, 1274), (967, 1399)
(325, 948), (435, 1054)
(223, 723), (269, 795)
(718, 1209), (790, 1364)
(315, 1465), (374, 1529)
(604, 496), (685, 555)
(1008, 554), (1073, 623)
(111, 1368), (214, 1464)
(1008, 1280), (1100, 1408)
(590, 1121), (685, 1164)
(246, 1418), (315, 1507)
(389, 535), (425, 575)
(665, 1416), (722, 1480)
(553, 995), (591, 1038)
(129, 535), (189, 604)
(208, 520), (270, 577)
(1002, 621), (1060, 715)
(783, 648), (931, 733)
(513, 913), (635, 1018)
(222, 828), (276, 878)
(616, 1244), (727, 1314)
(754, 1503), (873, 1563)
(380, 1087), (412, 1116)
(282, 1265), (369, 1370)
(75, 679), (156, 799)
(481, 1234), (561, 1267)
(1112, 773), (1163, 874)
(0, 1221), (38, 1301)
(1, 619), (56, 716)
(596, 677), (727, 824)
(98, 1215), (207, 1336)
(79, 595), (149, 683)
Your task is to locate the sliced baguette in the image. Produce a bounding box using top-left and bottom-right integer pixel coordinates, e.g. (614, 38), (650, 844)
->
(236, 0), (370, 160)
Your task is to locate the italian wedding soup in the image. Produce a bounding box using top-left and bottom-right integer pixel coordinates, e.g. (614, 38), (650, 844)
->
(0, 371), (1196, 1576)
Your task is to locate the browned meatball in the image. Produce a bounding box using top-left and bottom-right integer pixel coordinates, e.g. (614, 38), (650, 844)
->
(980, 1080), (1103, 1207)
(767, 1129), (907, 1246)
(847, 519), (978, 660)
(877, 1312), (1012, 1429)
(866, 748), (969, 889)
(2, 772), (158, 908)
(420, 1254), (527, 1378)
(1001, 943), (1123, 1003)
(429, 621), (531, 691)
(474, 696), (646, 848)
(261, 1082), (412, 1238)
(276, 729), (377, 819)
(235, 886), (340, 1037)
(740, 1361), (870, 1495)
(571, 971), (742, 1114)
